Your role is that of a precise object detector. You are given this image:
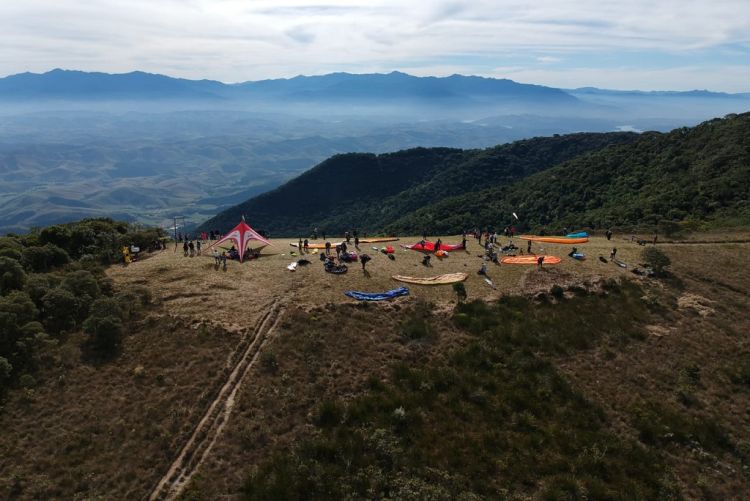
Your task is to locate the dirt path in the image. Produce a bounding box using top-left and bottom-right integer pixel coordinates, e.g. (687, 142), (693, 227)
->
(148, 300), (286, 501)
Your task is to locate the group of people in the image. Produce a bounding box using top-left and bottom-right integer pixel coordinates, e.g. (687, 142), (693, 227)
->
(176, 230), (222, 243)
(182, 239), (202, 257)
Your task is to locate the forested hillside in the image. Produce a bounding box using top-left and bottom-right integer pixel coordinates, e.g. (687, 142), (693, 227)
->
(201, 113), (749, 235)
(388, 113), (750, 234)
(200, 132), (636, 235)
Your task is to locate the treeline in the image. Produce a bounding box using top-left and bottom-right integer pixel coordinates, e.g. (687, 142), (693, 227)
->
(0, 218), (161, 397)
(201, 113), (749, 236)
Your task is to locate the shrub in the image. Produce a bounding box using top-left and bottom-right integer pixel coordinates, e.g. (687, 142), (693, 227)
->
(0, 290), (38, 326)
(83, 315), (124, 356)
(400, 316), (433, 342)
(88, 297), (124, 321)
(61, 270), (101, 318)
(641, 247), (671, 277)
(39, 225), (72, 250)
(18, 373), (36, 389)
(400, 301), (435, 342)
(24, 274), (54, 308)
(0, 356), (13, 394)
(0, 247), (23, 261)
(260, 351), (279, 374)
(41, 288), (78, 334)
(0, 256), (26, 294)
(21, 244), (70, 272)
(315, 400), (343, 428)
(550, 284), (565, 299)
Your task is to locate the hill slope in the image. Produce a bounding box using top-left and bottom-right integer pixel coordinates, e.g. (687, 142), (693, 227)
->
(199, 132), (636, 235)
(202, 113), (750, 235)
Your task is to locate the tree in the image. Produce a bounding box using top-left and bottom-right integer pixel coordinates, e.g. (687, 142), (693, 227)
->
(642, 247), (672, 277)
(0, 257), (26, 295)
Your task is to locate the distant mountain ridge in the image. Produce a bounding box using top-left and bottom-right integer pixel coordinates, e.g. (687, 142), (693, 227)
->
(3, 69), (748, 105)
(0, 69), (576, 105)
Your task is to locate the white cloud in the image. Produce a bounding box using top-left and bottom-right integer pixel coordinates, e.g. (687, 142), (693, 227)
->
(0, 0), (748, 90)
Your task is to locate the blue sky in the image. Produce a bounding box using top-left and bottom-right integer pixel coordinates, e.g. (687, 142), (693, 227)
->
(1, 0), (748, 91)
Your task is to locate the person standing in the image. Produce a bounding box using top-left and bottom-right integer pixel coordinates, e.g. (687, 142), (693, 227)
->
(183, 240), (189, 257)
(610, 247), (617, 260)
(360, 253), (371, 271)
(527, 240), (532, 254)
(188, 241), (195, 257)
(537, 255), (545, 269)
(325, 241), (331, 255)
(303, 239), (309, 253)
(196, 240), (201, 255)
(354, 235), (360, 249)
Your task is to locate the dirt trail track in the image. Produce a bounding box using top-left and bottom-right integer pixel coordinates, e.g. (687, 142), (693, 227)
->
(148, 300), (285, 501)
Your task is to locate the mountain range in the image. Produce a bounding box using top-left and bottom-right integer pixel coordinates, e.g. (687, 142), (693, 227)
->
(2, 69), (748, 117)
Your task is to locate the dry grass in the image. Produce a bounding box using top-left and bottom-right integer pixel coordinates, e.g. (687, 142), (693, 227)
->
(106, 235), (651, 322)
(0, 317), (239, 499)
(555, 241), (750, 500)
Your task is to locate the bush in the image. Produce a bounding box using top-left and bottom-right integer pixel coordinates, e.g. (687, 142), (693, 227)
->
(0, 356), (12, 391)
(641, 247), (671, 277)
(61, 270), (101, 319)
(21, 244), (70, 272)
(83, 315), (124, 356)
(24, 274), (56, 308)
(0, 247), (23, 261)
(88, 297), (124, 321)
(41, 288), (78, 334)
(18, 373), (36, 389)
(550, 284), (565, 299)
(315, 400), (343, 428)
(0, 256), (26, 294)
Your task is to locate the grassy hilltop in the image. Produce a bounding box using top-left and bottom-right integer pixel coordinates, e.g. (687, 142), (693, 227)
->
(0, 224), (748, 498)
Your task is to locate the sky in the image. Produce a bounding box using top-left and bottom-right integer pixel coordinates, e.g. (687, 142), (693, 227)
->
(1, 0), (749, 91)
